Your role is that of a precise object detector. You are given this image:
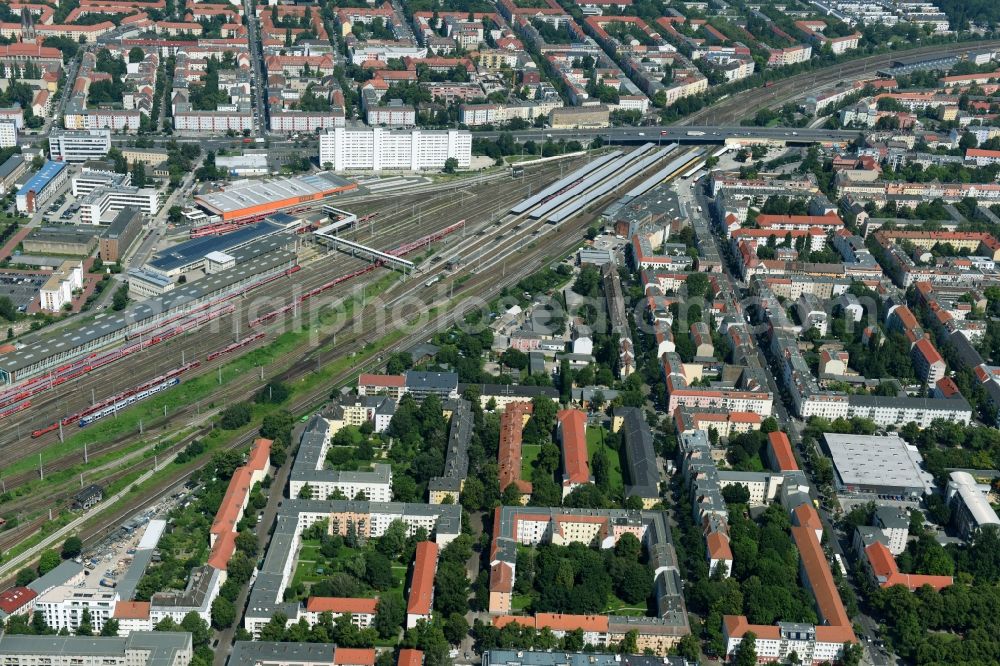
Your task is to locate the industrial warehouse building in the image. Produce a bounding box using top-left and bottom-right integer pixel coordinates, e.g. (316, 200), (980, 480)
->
(194, 172), (355, 222)
(22, 226), (98, 257)
(823, 433), (933, 498)
(319, 127), (471, 172)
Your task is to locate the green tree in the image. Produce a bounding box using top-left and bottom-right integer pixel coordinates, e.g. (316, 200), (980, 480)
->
(734, 632), (757, 666)
(211, 596), (236, 629)
(443, 157), (458, 173)
(128, 46), (145, 63)
(61, 536), (83, 559)
(443, 612), (469, 644)
(38, 550), (61, 575)
(77, 608), (93, 636)
(0, 296), (16, 321)
(130, 161), (147, 188)
(16, 568), (37, 586)
(373, 595), (405, 639)
(111, 284), (129, 311)
(101, 618), (119, 636)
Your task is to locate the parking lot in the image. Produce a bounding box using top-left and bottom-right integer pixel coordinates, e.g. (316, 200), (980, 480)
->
(0, 271), (48, 311)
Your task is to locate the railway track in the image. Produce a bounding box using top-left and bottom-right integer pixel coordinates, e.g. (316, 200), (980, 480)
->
(0, 142), (679, 573)
(679, 40), (1000, 126)
(0, 157), (590, 528)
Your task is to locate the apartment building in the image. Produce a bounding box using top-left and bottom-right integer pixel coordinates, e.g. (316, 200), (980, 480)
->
(0, 632), (192, 666)
(289, 415), (393, 502)
(319, 128), (471, 172)
(0, 120), (15, 149)
(488, 505), (690, 654)
(406, 541), (439, 628)
(16, 160), (68, 214)
(34, 587), (118, 633)
(428, 400), (473, 503)
(556, 409), (591, 498)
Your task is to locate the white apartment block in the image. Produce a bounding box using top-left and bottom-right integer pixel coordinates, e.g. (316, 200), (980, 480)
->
(35, 586), (117, 633)
(0, 120), (15, 149)
(49, 128), (112, 162)
(39, 260), (83, 312)
(319, 127), (471, 172)
(64, 111), (142, 132)
(173, 112), (253, 132)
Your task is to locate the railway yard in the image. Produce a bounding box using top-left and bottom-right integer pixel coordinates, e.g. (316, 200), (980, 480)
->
(0, 145), (704, 578)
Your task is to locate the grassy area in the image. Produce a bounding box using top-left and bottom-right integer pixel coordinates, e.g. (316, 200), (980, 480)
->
(586, 426), (623, 493)
(291, 538), (407, 600)
(521, 444), (541, 482)
(604, 592), (648, 616)
(512, 594), (532, 611)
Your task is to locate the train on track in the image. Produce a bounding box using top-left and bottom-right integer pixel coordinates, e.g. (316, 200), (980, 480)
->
(31, 362), (201, 438)
(79, 377), (180, 427)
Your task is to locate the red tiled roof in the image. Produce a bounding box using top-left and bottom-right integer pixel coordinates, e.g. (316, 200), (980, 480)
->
(211, 467), (253, 536)
(935, 377), (960, 398)
(767, 431), (798, 471)
(756, 213), (843, 227)
(557, 409), (590, 486)
(407, 541), (439, 615)
(966, 148), (1000, 159)
(0, 587), (37, 614)
(493, 615), (534, 629)
(306, 597), (378, 614)
(113, 601), (150, 619)
(489, 562), (513, 593)
(207, 530), (236, 571)
(335, 648), (377, 666)
(359, 373), (405, 387)
(535, 612), (609, 633)
(722, 615), (780, 640)
(914, 338), (943, 366)
(791, 526), (853, 633)
(706, 531), (733, 561)
(864, 542), (953, 591)
(398, 649), (424, 666)
(792, 503), (822, 534)
(247, 437), (271, 473)
(498, 401), (533, 495)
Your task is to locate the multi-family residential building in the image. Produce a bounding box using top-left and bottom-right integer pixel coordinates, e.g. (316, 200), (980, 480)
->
(0, 632), (193, 666)
(319, 128), (471, 172)
(290, 416), (392, 502)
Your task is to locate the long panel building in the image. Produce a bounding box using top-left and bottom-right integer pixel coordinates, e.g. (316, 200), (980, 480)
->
(319, 128), (471, 172)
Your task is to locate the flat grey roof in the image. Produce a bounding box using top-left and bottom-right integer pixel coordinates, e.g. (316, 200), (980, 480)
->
(228, 641), (337, 666)
(824, 433), (927, 491)
(27, 560), (83, 595)
(0, 631), (190, 664)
